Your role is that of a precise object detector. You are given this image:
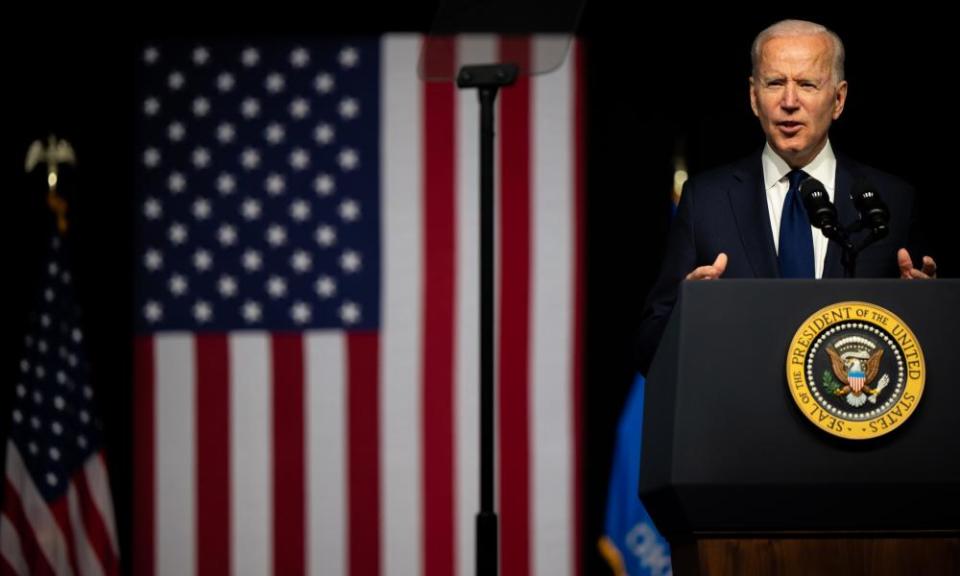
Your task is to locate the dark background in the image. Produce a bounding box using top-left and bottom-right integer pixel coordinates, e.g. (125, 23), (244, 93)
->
(6, 4), (956, 575)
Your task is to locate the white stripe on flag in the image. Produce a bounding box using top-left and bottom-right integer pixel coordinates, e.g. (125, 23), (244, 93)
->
(455, 33), (495, 576)
(381, 34), (424, 576)
(230, 333), (272, 576)
(82, 456), (118, 557)
(306, 333), (346, 576)
(66, 483), (104, 576)
(531, 36), (575, 576)
(4, 443), (72, 574)
(155, 334), (196, 576)
(0, 514), (28, 576)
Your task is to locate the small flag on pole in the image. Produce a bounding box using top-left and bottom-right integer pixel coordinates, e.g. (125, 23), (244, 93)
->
(2, 149), (120, 575)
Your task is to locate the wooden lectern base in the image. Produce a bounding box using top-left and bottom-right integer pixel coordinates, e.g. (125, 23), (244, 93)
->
(670, 536), (960, 576)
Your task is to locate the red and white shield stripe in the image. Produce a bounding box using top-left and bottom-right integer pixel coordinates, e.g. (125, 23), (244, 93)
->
(849, 373), (865, 393)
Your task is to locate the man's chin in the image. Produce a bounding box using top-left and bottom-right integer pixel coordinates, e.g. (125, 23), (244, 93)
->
(770, 142), (808, 164)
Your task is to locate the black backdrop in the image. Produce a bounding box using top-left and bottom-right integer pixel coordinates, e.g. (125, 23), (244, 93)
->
(7, 4), (957, 575)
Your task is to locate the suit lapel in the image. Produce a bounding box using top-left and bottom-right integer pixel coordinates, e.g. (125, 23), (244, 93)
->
(728, 153), (779, 277)
(824, 157), (859, 278)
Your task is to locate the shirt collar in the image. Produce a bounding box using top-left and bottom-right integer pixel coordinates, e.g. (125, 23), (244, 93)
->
(761, 140), (836, 192)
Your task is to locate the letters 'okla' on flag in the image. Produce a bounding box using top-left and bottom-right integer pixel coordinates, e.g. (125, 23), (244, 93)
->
(2, 230), (120, 576)
(134, 34), (584, 576)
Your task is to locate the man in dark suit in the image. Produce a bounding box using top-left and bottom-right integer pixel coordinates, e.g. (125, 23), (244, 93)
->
(636, 19), (936, 375)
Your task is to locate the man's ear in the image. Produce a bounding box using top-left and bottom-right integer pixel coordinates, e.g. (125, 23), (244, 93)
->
(832, 80), (848, 120)
(749, 77), (759, 117)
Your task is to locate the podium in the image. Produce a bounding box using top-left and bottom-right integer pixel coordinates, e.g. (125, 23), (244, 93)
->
(639, 280), (960, 575)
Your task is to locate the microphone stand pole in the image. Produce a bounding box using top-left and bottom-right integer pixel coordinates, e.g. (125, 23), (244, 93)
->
(457, 63), (518, 576)
(824, 222), (887, 278)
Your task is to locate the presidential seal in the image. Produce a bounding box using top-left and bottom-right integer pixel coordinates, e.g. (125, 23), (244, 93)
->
(786, 301), (925, 440)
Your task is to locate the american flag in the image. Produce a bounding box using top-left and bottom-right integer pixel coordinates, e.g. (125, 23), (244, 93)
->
(134, 35), (583, 576)
(2, 234), (121, 576)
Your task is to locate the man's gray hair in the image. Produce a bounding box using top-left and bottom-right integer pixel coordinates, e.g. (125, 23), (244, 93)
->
(751, 19), (845, 83)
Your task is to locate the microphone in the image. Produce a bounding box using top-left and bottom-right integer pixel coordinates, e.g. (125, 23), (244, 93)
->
(850, 177), (890, 238)
(798, 176), (840, 237)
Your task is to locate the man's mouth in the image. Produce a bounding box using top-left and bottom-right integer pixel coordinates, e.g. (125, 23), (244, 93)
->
(777, 121), (803, 135)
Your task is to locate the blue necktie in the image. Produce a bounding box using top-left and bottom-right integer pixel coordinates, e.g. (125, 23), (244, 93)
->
(778, 169), (815, 278)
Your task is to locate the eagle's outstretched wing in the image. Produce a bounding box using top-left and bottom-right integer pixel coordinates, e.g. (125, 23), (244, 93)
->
(827, 347), (848, 384)
(54, 140), (76, 165)
(24, 140), (44, 172)
(865, 348), (884, 383)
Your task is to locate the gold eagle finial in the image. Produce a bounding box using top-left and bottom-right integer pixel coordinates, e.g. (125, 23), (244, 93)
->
(25, 135), (76, 235)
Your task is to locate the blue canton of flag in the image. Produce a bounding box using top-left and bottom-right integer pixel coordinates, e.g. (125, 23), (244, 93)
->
(9, 237), (103, 501)
(136, 41), (381, 332)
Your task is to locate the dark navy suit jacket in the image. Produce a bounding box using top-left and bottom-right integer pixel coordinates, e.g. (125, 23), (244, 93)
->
(636, 150), (917, 375)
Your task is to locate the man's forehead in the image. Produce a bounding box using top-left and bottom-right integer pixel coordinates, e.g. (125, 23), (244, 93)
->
(759, 35), (833, 64)
(757, 41), (834, 77)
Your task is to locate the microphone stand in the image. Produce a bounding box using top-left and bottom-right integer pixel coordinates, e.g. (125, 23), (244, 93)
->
(802, 177), (889, 278)
(457, 63), (518, 576)
(821, 221), (888, 278)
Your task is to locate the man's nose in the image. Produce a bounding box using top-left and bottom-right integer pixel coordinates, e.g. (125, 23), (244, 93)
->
(781, 83), (799, 109)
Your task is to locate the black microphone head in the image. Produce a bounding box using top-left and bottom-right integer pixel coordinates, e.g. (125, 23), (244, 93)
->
(851, 177), (890, 236)
(798, 176), (839, 232)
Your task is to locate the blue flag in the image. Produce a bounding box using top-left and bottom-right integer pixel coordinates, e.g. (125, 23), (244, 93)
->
(599, 373), (672, 576)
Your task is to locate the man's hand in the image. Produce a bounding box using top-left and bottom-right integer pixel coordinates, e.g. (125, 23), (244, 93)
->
(686, 253), (728, 280)
(897, 248), (937, 279)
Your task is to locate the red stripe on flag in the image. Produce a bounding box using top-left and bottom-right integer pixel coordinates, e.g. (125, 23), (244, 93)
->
(2, 480), (55, 576)
(195, 335), (231, 576)
(498, 36), (532, 576)
(272, 334), (305, 576)
(1, 554), (21, 576)
(423, 35), (457, 576)
(133, 336), (155, 576)
(348, 333), (380, 576)
(49, 498), (79, 576)
(572, 39), (586, 576)
(74, 461), (120, 575)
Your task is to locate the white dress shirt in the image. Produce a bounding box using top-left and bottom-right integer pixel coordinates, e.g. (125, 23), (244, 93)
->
(761, 141), (836, 279)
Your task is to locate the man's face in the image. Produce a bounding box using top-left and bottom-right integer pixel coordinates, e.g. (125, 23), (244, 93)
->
(750, 34), (848, 168)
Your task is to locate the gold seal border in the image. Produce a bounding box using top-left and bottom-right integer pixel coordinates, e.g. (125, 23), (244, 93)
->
(786, 301), (925, 440)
